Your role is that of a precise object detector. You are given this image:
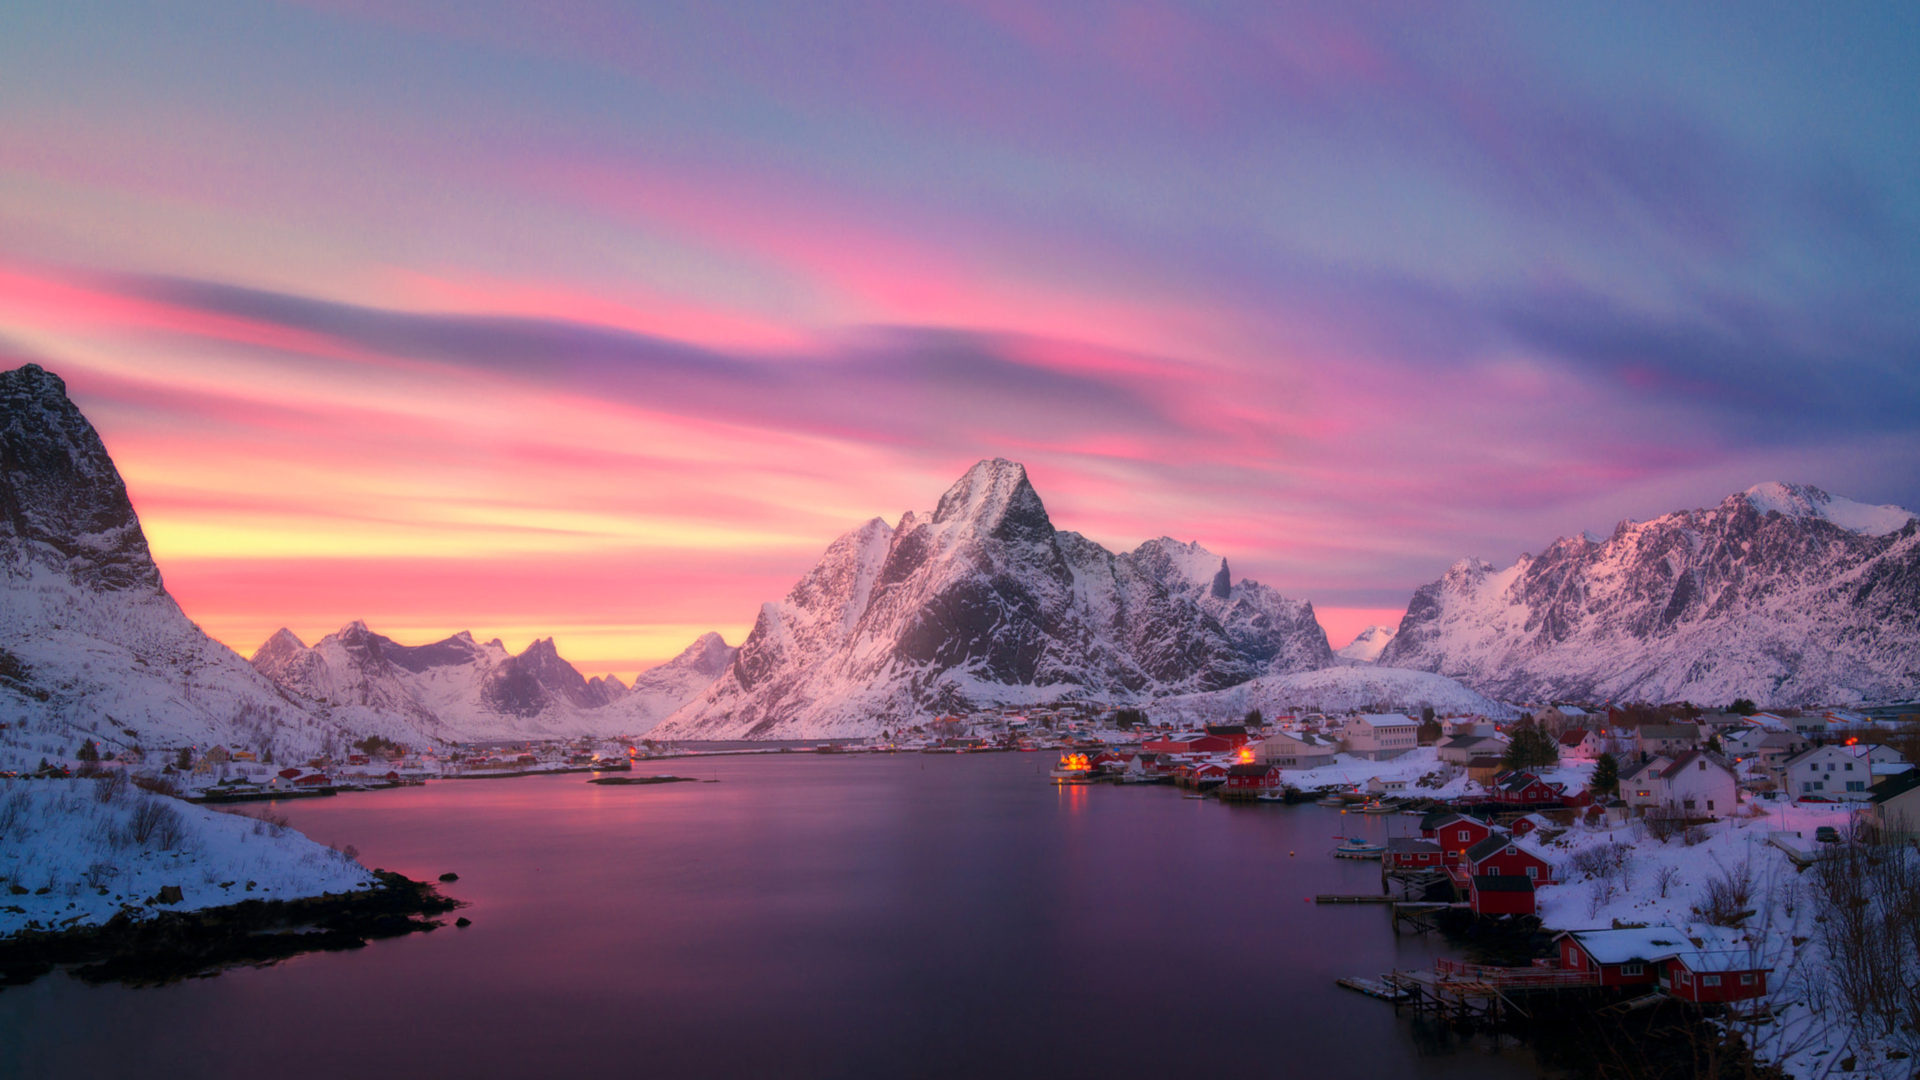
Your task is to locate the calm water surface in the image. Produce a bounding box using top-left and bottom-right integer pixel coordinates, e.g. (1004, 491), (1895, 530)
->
(3, 753), (1541, 1078)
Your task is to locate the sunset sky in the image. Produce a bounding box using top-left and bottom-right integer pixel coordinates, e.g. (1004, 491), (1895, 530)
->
(4, 2), (1918, 679)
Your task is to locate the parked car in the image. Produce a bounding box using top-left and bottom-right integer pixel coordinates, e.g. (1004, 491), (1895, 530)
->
(1814, 826), (1841, 844)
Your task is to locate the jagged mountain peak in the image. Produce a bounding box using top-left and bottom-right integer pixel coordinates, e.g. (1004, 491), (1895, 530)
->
(1733, 481), (1915, 537)
(657, 460), (1332, 739)
(2, 362), (162, 593)
(929, 458), (1053, 542)
(1336, 624), (1397, 663)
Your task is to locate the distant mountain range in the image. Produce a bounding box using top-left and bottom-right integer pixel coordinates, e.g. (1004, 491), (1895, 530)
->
(1379, 482), (1919, 707)
(5, 359), (1915, 758)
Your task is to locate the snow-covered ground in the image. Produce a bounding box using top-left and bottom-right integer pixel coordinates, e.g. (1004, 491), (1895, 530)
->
(0, 778), (374, 937)
(1530, 798), (1915, 1079)
(1280, 746), (1474, 797)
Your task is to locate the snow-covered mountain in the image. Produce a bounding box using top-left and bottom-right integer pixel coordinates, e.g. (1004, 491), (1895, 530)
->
(0, 364), (391, 768)
(1378, 482), (1920, 707)
(251, 622), (732, 741)
(1153, 665), (1515, 723)
(624, 632), (737, 733)
(1336, 624), (1396, 663)
(655, 459), (1333, 738)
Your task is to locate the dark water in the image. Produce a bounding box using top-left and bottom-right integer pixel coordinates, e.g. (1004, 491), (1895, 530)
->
(2, 753), (1539, 1079)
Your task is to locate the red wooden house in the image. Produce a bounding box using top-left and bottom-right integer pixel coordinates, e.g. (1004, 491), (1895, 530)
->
(1468, 875), (1536, 916)
(1555, 927), (1769, 1002)
(293, 773), (330, 787)
(1223, 763), (1283, 791)
(1422, 813), (1501, 865)
(1462, 834), (1555, 883)
(1664, 953), (1769, 1003)
(1384, 837), (1445, 871)
(1554, 927), (1687, 988)
(1174, 761), (1229, 787)
(1143, 733), (1238, 756)
(1490, 771), (1565, 806)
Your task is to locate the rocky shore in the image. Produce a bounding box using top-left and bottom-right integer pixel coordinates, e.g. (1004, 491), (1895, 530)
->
(0, 870), (459, 989)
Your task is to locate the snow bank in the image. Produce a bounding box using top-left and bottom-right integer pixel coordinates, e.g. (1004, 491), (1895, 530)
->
(0, 778), (374, 937)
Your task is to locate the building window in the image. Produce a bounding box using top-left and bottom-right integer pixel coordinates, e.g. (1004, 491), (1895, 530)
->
(1621, 963), (1644, 976)
(1703, 975), (1721, 987)
(1707, 800), (1715, 811)
(1525, 866), (1538, 879)
(1740, 973), (1755, 985)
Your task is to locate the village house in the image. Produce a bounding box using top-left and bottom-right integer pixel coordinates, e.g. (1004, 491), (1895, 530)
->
(1420, 812), (1501, 864)
(1459, 833), (1555, 884)
(1467, 874), (1536, 917)
(1556, 728), (1602, 758)
(1222, 762), (1284, 793)
(1487, 771), (1566, 807)
(1251, 729), (1339, 769)
(1384, 837), (1446, 872)
(1338, 713), (1420, 760)
(1865, 769), (1920, 842)
(1539, 704), (1598, 733)
(1557, 926), (1770, 1003)
(1620, 751), (1740, 816)
(1634, 723), (1702, 758)
(1781, 743), (1906, 801)
(1437, 733), (1507, 766)
(1555, 927), (1686, 988)
(1143, 732), (1240, 757)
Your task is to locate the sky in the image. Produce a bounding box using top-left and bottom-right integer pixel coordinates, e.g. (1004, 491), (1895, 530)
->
(3, 1), (1918, 679)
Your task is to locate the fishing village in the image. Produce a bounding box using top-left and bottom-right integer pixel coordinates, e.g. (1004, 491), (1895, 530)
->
(1038, 703), (1920, 1079)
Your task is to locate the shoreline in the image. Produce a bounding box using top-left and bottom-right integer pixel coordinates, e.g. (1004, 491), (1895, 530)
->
(0, 870), (460, 990)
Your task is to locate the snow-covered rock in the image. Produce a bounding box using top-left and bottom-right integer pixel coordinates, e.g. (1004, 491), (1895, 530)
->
(655, 459), (1334, 738)
(1336, 624), (1396, 663)
(1378, 483), (1920, 707)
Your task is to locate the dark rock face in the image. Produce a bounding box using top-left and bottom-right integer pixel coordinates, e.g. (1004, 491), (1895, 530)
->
(482, 637), (602, 716)
(662, 459), (1334, 736)
(0, 364), (161, 592)
(1379, 485), (1920, 706)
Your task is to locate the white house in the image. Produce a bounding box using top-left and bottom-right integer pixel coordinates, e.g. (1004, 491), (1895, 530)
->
(1253, 730), (1340, 769)
(1339, 713), (1420, 760)
(1634, 724), (1702, 758)
(1437, 733), (1509, 766)
(1781, 743), (1906, 801)
(1621, 750), (1739, 817)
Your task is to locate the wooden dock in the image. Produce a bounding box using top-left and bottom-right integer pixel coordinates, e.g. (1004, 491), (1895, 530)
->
(1314, 894), (1394, 904)
(1336, 976), (1412, 1001)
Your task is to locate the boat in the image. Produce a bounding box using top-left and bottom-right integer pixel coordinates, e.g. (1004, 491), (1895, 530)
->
(1316, 796), (1347, 807)
(1332, 837), (1386, 859)
(1360, 802), (1394, 814)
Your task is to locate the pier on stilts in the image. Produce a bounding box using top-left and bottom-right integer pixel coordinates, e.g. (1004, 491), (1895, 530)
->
(1342, 958), (1601, 1029)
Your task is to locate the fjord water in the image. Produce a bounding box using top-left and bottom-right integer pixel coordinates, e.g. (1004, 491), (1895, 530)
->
(3, 754), (1536, 1079)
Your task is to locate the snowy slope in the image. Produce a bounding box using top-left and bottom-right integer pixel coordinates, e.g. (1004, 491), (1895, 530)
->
(1335, 624), (1396, 662)
(0, 364), (394, 770)
(620, 632), (738, 734)
(252, 623), (732, 741)
(655, 459), (1333, 739)
(1151, 664), (1515, 722)
(1378, 483), (1920, 706)
(0, 779), (374, 936)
